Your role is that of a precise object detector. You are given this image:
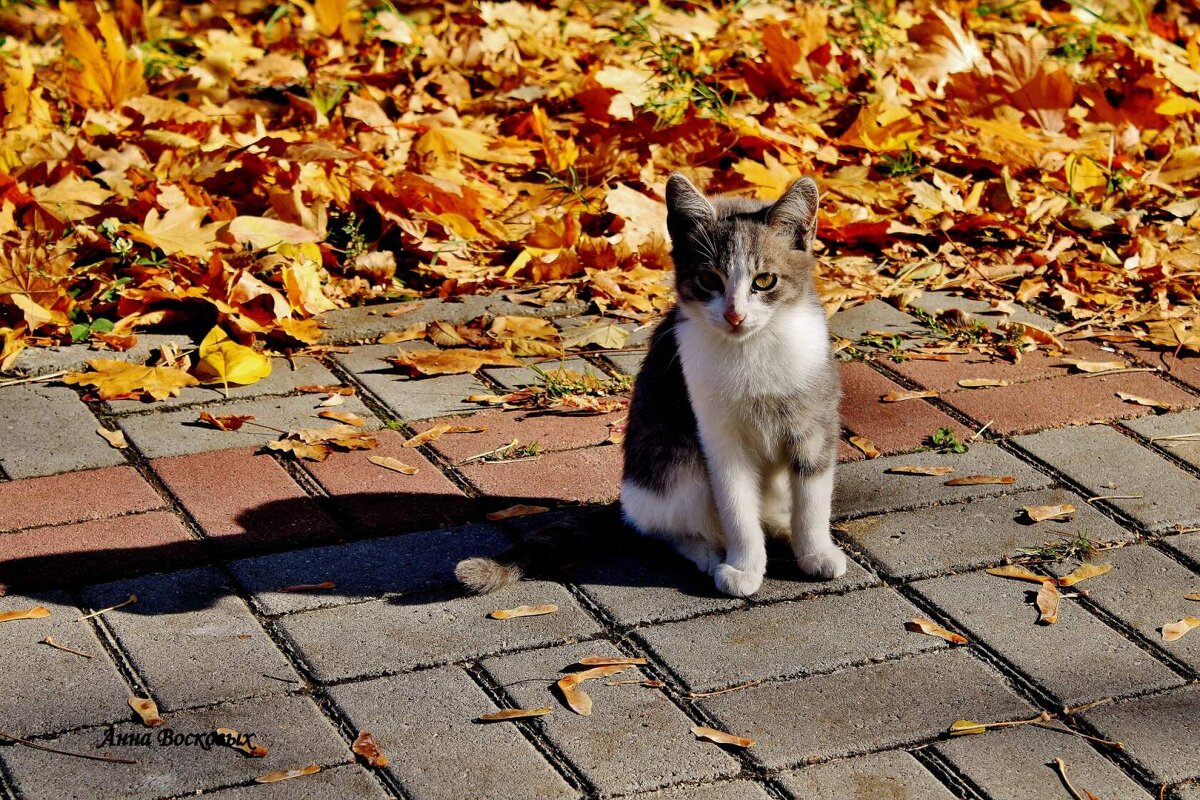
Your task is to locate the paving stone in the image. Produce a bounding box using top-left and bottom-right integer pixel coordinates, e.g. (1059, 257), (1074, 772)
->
(1123, 409), (1200, 471)
(459, 445), (622, 506)
(911, 570), (1182, 705)
(0, 591), (132, 737)
(483, 356), (594, 389)
(1013, 425), (1200, 532)
(0, 694), (350, 800)
(1082, 685), (1200, 784)
(485, 295), (590, 320)
(105, 356), (338, 413)
(828, 299), (924, 344)
(1116, 343), (1200, 395)
(0, 384), (125, 478)
(276, 581), (602, 682)
(228, 524), (510, 615)
(333, 343), (487, 420)
(554, 314), (655, 348)
(0, 510), (196, 590)
(205, 764), (391, 799)
(1175, 782), (1200, 800)
(777, 750), (956, 800)
(841, 487), (1135, 580)
(574, 536), (875, 626)
(839, 362), (972, 455)
(933, 722), (1154, 800)
(604, 350), (646, 376)
(483, 641), (741, 796)
(838, 438), (865, 462)
(0, 465), (162, 533)
(119, 392), (380, 459)
(152, 448), (339, 550)
(906, 291), (1052, 329)
(698, 649), (1032, 770)
(320, 295), (492, 343)
(833, 443), (1052, 519)
(1, 333), (191, 378)
(942, 372), (1200, 435)
(300, 429), (473, 533)
(412, 408), (619, 463)
(327, 666), (576, 800)
(891, 339), (1115, 393)
(1161, 533), (1200, 567)
(630, 780), (772, 800)
(637, 588), (945, 692)
(83, 568), (300, 711)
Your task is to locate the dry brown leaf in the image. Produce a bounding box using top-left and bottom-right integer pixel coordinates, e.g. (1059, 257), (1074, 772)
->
(0, 606), (51, 623)
(367, 455), (417, 475)
(1023, 503), (1076, 522)
(297, 385), (355, 395)
(1162, 616), (1200, 642)
(129, 696), (164, 727)
(885, 465), (955, 476)
(378, 324), (428, 344)
(403, 423), (486, 448)
(906, 617), (969, 645)
(986, 565), (1045, 583)
(279, 581), (335, 592)
(477, 707), (552, 722)
(318, 394), (346, 407)
(849, 436), (880, 458)
(318, 410), (366, 426)
(267, 439), (330, 461)
(64, 360), (198, 401)
(198, 412), (256, 431)
(1116, 392), (1175, 412)
(381, 302), (426, 317)
(556, 665), (630, 715)
(1036, 579), (1060, 625)
(945, 475), (1015, 486)
(1186, 593), (1200, 601)
(351, 731), (389, 768)
(691, 726), (756, 748)
(575, 656), (648, 667)
(387, 348), (521, 377)
(96, 426), (127, 448)
(881, 390), (939, 402)
(254, 765), (321, 784)
(1056, 563), (1112, 587)
(1064, 359), (1126, 373)
(215, 727), (268, 757)
(486, 504), (550, 521)
(489, 604), (559, 620)
(957, 378), (1009, 388)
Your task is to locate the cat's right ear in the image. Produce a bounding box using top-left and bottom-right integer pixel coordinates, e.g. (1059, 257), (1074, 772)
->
(665, 173), (716, 243)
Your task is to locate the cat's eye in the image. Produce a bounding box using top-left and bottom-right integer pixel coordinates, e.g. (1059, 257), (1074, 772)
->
(752, 273), (778, 291)
(695, 271), (723, 293)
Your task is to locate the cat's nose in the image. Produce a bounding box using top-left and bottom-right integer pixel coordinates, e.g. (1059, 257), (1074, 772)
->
(724, 309), (745, 329)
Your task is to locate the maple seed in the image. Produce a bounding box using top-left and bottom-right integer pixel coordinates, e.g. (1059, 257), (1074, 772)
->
(945, 475), (1015, 486)
(575, 656), (648, 667)
(1162, 616), (1200, 642)
(881, 389), (938, 402)
(215, 727), (268, 757)
(957, 378), (1009, 388)
(489, 604), (558, 620)
(477, 707), (552, 722)
(906, 617), (969, 645)
(885, 465), (954, 476)
(1036, 579), (1060, 625)
(1056, 563), (1112, 587)
(351, 731), (389, 768)
(129, 696), (164, 727)
(556, 666), (630, 715)
(486, 504), (550, 521)
(1023, 503), (1075, 522)
(986, 565), (1045, 583)
(849, 435), (880, 458)
(96, 426), (127, 448)
(254, 765), (321, 784)
(278, 581), (335, 593)
(367, 455), (417, 475)
(691, 726), (756, 748)
(0, 606), (51, 623)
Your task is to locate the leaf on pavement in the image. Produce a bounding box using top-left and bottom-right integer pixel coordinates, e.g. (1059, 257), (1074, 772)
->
(945, 475), (1014, 486)
(477, 707), (552, 722)
(194, 327), (272, 388)
(489, 604), (558, 620)
(556, 665), (630, 716)
(949, 720), (988, 736)
(403, 423), (486, 448)
(957, 378), (1009, 388)
(129, 696), (164, 727)
(1022, 503), (1075, 522)
(1036, 579), (1060, 625)
(1064, 359), (1126, 373)
(0, 606), (51, 623)
(254, 765), (321, 784)
(881, 390), (939, 402)
(351, 731), (389, 768)
(1056, 563), (1112, 587)
(849, 436), (880, 458)
(691, 726), (756, 749)
(198, 412), (256, 431)
(318, 410), (366, 426)
(560, 322), (630, 350)
(986, 565), (1045, 583)
(64, 359), (199, 401)
(486, 504), (550, 521)
(905, 617), (968, 645)
(1116, 392), (1175, 412)
(1186, 593), (1200, 601)
(367, 455), (417, 475)
(96, 426), (127, 448)
(386, 348), (521, 376)
(215, 727), (268, 757)
(379, 324), (428, 344)
(886, 465), (955, 476)
(1162, 616), (1200, 642)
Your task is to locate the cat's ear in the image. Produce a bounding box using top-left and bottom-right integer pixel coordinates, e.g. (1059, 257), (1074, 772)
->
(665, 173), (716, 242)
(767, 177), (819, 250)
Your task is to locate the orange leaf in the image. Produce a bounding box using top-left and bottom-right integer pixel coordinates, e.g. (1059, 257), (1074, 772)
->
(986, 565), (1045, 583)
(849, 436), (880, 458)
(1036, 579), (1060, 625)
(351, 731), (389, 768)
(945, 475), (1015, 486)
(129, 696), (164, 727)
(198, 412), (256, 432)
(556, 666), (630, 716)
(0, 606), (51, 623)
(691, 726), (756, 748)
(1056, 563), (1111, 587)
(489, 605), (558, 620)
(906, 617), (969, 645)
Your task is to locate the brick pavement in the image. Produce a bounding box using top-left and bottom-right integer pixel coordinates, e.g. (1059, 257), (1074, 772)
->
(1, 294), (1199, 800)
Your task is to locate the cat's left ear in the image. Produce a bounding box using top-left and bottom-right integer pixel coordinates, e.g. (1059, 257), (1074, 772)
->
(766, 177), (819, 250)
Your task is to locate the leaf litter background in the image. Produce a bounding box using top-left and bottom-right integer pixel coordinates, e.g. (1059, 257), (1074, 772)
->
(2, 0), (1200, 383)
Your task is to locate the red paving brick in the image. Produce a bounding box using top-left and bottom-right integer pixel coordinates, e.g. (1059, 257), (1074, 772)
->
(301, 430), (473, 533)
(0, 466), (163, 534)
(890, 338), (1115, 393)
(1117, 343), (1200, 394)
(411, 408), (620, 463)
(942, 371), (1200, 435)
(839, 362), (972, 456)
(0, 510), (196, 589)
(838, 439), (865, 463)
(151, 448), (338, 549)
(459, 444), (622, 506)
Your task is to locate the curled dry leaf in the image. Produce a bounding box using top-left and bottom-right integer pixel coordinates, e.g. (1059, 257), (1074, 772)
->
(477, 707), (552, 722)
(575, 656), (648, 667)
(318, 410), (366, 427)
(351, 731), (389, 768)
(215, 727), (268, 757)
(881, 389), (939, 402)
(129, 696), (164, 727)
(957, 378), (1009, 388)
(318, 394), (345, 407)
(378, 323), (428, 344)
(254, 764), (321, 784)
(691, 726), (756, 749)
(386, 347), (521, 377)
(1056, 563), (1112, 587)
(198, 412), (256, 431)
(1162, 616), (1200, 642)
(849, 436), (880, 458)
(1023, 503), (1076, 522)
(486, 504), (550, 521)
(297, 385), (355, 395)
(0, 606), (51, 623)
(945, 475), (1015, 486)
(279, 581), (335, 592)
(367, 455), (417, 475)
(885, 465), (955, 476)
(986, 565), (1046, 583)
(556, 665), (630, 716)
(905, 617), (969, 645)
(403, 423), (486, 448)
(1065, 359), (1126, 373)
(489, 604), (559, 620)
(1116, 392), (1175, 412)
(96, 426), (127, 448)
(1036, 579), (1060, 625)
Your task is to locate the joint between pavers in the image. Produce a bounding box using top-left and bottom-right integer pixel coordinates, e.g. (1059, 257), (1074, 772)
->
(1070, 592), (1199, 683)
(909, 746), (989, 800)
(79, 604), (154, 704)
(867, 358), (1001, 445)
(303, 685), (415, 800)
(1114, 419), (1200, 485)
(0, 756), (19, 800)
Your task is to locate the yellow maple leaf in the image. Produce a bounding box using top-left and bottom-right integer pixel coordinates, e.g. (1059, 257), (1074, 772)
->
(59, 8), (146, 110)
(733, 153), (796, 199)
(194, 327), (272, 390)
(139, 205), (224, 258)
(64, 359), (199, 401)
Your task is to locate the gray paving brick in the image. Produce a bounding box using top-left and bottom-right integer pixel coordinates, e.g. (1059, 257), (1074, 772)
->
(1176, 783), (1200, 800)
(321, 296), (492, 343)
(827, 299), (924, 345)
(907, 291), (1052, 329)
(483, 357), (594, 390)
(0, 591), (131, 737)
(327, 665), (575, 800)
(277, 581), (603, 682)
(1047, 546), (1200, 673)
(1013, 425), (1200, 532)
(485, 296), (589, 320)
(604, 350), (646, 376)
(637, 588), (947, 692)
(777, 750), (956, 800)
(1, 333), (191, 377)
(698, 649), (1032, 770)
(834, 443), (1053, 519)
(842, 487), (1135, 580)
(117, 392), (380, 458)
(1082, 685), (1200, 784)
(1123, 409), (1200, 471)
(0, 384), (125, 478)
(573, 537), (874, 626)
(483, 641), (741, 796)
(0, 694), (349, 800)
(1162, 533), (1200, 567)
(553, 314), (655, 349)
(933, 722), (1153, 800)
(105, 356), (338, 413)
(333, 343), (486, 420)
(630, 780), (772, 800)
(82, 568), (300, 711)
(911, 569), (1182, 705)
(205, 764), (390, 799)
(228, 524), (511, 615)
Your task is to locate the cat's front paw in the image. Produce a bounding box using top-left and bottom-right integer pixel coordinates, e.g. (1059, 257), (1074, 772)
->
(713, 563), (764, 597)
(796, 547), (848, 580)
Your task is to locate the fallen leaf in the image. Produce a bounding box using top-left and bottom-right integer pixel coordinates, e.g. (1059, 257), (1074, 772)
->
(945, 475), (1015, 486)
(194, 327), (272, 388)
(198, 412), (256, 431)
(906, 617), (969, 645)
(849, 436), (880, 458)
(279, 581), (335, 592)
(367, 455), (417, 475)
(1022, 503), (1076, 522)
(254, 765), (321, 784)
(216, 727), (268, 757)
(129, 696), (164, 727)
(986, 565), (1046, 583)
(1056, 563), (1112, 587)
(885, 465), (955, 476)
(297, 385), (355, 395)
(949, 720), (988, 736)
(318, 394), (345, 407)
(556, 665), (630, 715)
(486, 504), (550, 521)
(575, 656), (648, 667)
(957, 378), (1009, 388)
(379, 324), (428, 344)
(381, 302), (425, 317)
(560, 322), (630, 350)
(1186, 593), (1200, 601)
(1036, 579), (1060, 625)
(387, 347), (521, 376)
(351, 731), (389, 768)
(96, 427), (127, 448)
(403, 423), (486, 448)
(1116, 392), (1175, 412)
(1064, 359), (1126, 373)
(318, 410), (366, 426)
(691, 726), (756, 748)
(228, 217), (322, 249)
(64, 360), (198, 401)
(477, 707), (552, 722)
(0, 606), (51, 623)
(1162, 616), (1200, 642)
(489, 605), (559, 620)
(881, 390), (939, 402)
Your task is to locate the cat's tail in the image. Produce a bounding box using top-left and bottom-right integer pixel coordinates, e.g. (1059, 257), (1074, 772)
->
(455, 505), (623, 594)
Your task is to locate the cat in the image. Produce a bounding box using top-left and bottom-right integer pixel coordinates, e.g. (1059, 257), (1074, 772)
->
(456, 174), (845, 598)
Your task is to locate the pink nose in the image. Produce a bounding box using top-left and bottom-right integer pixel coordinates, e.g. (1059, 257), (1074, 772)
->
(724, 309), (745, 329)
